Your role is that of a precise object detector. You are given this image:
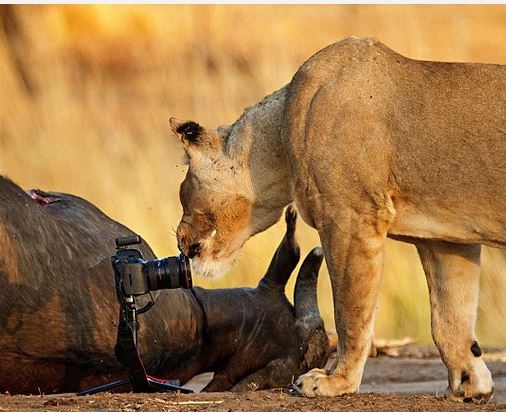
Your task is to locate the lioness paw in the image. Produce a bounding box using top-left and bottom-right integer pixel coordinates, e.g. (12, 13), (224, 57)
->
(293, 368), (328, 397)
(445, 385), (494, 405)
(445, 362), (494, 404)
(293, 369), (358, 397)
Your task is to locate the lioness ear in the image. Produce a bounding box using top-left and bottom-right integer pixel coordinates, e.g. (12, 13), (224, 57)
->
(170, 117), (224, 156)
(170, 118), (203, 145)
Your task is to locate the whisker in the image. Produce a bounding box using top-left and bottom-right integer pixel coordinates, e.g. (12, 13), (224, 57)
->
(168, 225), (178, 237)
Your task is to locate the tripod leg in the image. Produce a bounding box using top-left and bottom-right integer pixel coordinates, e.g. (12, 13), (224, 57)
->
(77, 378), (131, 396)
(146, 376), (193, 394)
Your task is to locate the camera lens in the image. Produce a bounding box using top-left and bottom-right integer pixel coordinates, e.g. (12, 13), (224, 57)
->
(144, 254), (192, 290)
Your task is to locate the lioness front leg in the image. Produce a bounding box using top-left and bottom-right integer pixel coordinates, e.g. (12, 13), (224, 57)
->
(295, 211), (387, 397)
(416, 240), (494, 404)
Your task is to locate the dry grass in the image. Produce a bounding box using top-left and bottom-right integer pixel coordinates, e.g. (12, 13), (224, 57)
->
(1, 5), (505, 345)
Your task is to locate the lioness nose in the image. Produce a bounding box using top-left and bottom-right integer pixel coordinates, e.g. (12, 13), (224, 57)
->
(188, 243), (201, 259)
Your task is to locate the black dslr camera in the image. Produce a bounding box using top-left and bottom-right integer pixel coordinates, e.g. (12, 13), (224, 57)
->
(78, 235), (193, 396)
(112, 235), (192, 302)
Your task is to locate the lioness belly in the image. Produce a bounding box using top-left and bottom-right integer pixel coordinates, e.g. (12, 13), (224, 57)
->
(389, 198), (506, 248)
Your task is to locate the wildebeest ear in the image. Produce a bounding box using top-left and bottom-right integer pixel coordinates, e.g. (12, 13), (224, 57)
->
(170, 118), (203, 144)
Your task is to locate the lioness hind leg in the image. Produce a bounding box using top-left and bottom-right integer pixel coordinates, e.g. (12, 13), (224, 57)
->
(416, 240), (494, 404)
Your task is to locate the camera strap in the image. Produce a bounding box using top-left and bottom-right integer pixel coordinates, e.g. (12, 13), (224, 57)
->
(114, 309), (193, 393)
(114, 311), (151, 391)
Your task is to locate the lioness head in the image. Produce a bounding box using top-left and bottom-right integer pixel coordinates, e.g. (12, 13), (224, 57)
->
(170, 118), (254, 278)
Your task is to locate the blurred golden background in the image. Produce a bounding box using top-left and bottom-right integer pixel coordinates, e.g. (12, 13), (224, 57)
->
(1, 5), (505, 345)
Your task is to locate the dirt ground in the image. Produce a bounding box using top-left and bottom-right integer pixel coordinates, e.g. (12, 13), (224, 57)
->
(2, 347), (506, 411)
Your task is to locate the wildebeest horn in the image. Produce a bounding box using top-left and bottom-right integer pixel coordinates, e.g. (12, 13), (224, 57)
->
(259, 205), (300, 290)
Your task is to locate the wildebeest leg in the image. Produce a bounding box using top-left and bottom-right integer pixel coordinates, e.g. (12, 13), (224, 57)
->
(260, 205), (300, 290)
(228, 358), (299, 392)
(294, 207), (389, 396)
(416, 240), (494, 404)
(201, 365), (237, 392)
(203, 353), (296, 392)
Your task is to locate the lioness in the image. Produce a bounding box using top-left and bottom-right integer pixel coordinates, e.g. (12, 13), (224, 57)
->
(170, 37), (505, 403)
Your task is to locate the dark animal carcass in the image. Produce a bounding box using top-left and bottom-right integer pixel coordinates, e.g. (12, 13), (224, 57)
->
(0, 176), (328, 394)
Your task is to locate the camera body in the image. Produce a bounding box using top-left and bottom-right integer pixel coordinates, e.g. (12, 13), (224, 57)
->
(112, 235), (192, 300)
(93, 235), (195, 395)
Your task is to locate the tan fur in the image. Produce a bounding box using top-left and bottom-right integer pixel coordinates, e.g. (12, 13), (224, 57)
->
(171, 37), (505, 403)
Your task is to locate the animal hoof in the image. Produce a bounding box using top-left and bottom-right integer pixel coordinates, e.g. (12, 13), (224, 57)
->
(285, 205), (297, 232)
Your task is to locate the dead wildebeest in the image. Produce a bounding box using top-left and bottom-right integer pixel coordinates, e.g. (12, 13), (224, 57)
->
(0, 176), (328, 394)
